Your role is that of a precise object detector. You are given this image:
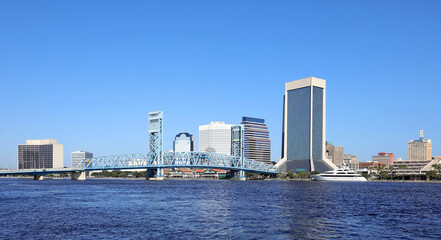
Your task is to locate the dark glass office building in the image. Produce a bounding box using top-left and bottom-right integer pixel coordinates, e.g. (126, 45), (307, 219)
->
(17, 139), (64, 169)
(279, 77), (334, 173)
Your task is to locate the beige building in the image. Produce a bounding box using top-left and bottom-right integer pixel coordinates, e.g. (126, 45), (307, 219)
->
(408, 130), (432, 161)
(18, 139), (63, 169)
(326, 142), (344, 165)
(372, 152), (395, 166)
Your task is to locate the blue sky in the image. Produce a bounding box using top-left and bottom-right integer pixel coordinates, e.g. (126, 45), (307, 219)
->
(1, 0), (440, 168)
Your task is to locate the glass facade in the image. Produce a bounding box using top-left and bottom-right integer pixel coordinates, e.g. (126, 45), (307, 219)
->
(18, 145), (53, 169)
(281, 82), (330, 173)
(312, 87), (323, 160)
(241, 117), (271, 163)
(286, 87), (311, 161)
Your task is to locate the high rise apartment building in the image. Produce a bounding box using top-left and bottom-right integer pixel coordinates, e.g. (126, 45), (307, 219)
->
(71, 151), (93, 167)
(199, 122), (232, 154)
(408, 130), (432, 161)
(17, 139), (63, 169)
(372, 152), (394, 166)
(173, 132), (195, 152)
(241, 117), (271, 164)
(277, 77), (335, 172)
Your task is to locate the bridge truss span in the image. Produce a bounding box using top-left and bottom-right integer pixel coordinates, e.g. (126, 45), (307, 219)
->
(79, 152), (278, 174)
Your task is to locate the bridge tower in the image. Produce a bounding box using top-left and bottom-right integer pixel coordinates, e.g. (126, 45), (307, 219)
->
(148, 111), (164, 179)
(232, 124), (245, 180)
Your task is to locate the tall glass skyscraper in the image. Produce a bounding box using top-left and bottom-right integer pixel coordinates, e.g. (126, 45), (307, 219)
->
(241, 117), (271, 164)
(277, 77), (335, 173)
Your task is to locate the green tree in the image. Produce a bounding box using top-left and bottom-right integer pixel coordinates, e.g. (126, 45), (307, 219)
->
(387, 166), (395, 180)
(286, 171), (294, 179)
(432, 164), (441, 180)
(379, 171), (388, 180)
(311, 171), (320, 175)
(426, 170), (437, 181)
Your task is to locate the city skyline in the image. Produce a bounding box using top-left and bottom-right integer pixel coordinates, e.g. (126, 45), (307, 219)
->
(1, 1), (441, 168)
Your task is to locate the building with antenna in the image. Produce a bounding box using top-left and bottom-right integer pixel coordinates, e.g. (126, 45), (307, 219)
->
(408, 130), (432, 161)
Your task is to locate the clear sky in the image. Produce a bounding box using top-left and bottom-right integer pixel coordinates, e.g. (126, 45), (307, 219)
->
(1, 0), (440, 168)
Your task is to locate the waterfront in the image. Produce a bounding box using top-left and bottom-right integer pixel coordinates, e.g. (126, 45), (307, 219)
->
(1, 179), (440, 239)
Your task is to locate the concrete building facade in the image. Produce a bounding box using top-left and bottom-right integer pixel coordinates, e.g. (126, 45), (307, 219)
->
(326, 142), (344, 165)
(17, 139), (63, 169)
(241, 117), (271, 164)
(71, 151), (93, 168)
(277, 77), (335, 172)
(408, 130), (432, 161)
(372, 152), (395, 166)
(199, 121), (232, 155)
(173, 132), (195, 152)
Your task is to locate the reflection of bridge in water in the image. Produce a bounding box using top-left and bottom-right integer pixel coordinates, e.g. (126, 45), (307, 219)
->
(0, 111), (279, 180)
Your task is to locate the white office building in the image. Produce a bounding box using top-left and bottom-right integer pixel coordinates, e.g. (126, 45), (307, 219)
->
(71, 151), (93, 167)
(173, 132), (195, 152)
(199, 121), (232, 155)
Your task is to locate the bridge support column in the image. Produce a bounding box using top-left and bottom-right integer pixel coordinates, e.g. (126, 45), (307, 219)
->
(71, 171), (86, 180)
(146, 168), (165, 180)
(239, 170), (246, 181)
(33, 175), (43, 181)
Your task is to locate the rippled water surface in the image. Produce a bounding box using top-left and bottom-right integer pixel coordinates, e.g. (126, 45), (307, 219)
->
(1, 178), (440, 239)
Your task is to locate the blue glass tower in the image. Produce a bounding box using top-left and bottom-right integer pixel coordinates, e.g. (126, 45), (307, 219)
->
(278, 77), (335, 173)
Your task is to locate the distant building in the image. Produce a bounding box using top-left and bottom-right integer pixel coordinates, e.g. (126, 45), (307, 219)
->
(277, 77), (335, 173)
(391, 157), (441, 179)
(71, 151), (93, 168)
(408, 130), (432, 161)
(18, 139), (63, 169)
(241, 117), (271, 164)
(372, 152), (395, 166)
(343, 154), (359, 170)
(359, 161), (385, 170)
(199, 121), (232, 154)
(173, 132), (195, 152)
(326, 142), (344, 165)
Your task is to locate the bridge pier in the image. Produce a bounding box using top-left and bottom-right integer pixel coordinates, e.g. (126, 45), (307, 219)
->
(239, 170), (246, 181)
(33, 175), (43, 181)
(146, 168), (165, 181)
(71, 171), (86, 180)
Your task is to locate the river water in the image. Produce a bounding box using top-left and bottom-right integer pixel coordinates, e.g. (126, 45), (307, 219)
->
(0, 178), (440, 239)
